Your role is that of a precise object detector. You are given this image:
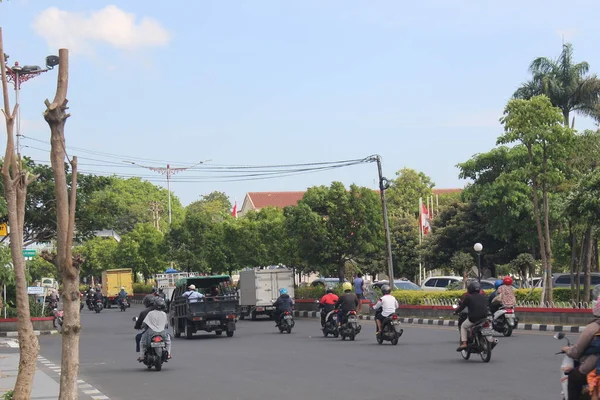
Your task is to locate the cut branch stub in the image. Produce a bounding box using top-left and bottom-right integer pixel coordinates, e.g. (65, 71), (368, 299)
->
(40, 250), (57, 265)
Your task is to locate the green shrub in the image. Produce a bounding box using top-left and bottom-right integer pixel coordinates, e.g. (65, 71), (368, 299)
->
(3, 389), (13, 400)
(133, 283), (154, 294)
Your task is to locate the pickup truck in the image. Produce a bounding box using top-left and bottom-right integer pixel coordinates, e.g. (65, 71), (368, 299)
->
(169, 275), (239, 339)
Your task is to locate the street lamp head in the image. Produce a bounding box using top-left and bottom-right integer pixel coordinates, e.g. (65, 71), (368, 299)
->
(45, 55), (59, 69)
(473, 243), (483, 253)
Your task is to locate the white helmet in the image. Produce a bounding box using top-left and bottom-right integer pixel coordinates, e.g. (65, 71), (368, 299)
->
(188, 284), (196, 290)
(121, 286), (125, 290)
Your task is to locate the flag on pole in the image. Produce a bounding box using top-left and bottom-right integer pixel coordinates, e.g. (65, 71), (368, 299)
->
(420, 203), (431, 235)
(231, 201), (238, 218)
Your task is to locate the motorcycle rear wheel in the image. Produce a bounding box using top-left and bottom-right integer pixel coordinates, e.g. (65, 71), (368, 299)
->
(502, 323), (513, 337)
(155, 359), (162, 371)
(391, 335), (399, 346)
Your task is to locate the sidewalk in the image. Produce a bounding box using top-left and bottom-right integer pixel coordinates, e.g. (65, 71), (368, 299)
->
(0, 351), (61, 400)
(0, 339), (111, 400)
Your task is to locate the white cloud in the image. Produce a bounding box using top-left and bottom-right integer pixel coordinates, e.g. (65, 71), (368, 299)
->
(32, 5), (171, 56)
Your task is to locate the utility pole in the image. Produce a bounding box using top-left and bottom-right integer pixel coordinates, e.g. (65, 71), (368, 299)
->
(371, 155), (394, 284)
(127, 160), (209, 225)
(149, 201), (162, 230)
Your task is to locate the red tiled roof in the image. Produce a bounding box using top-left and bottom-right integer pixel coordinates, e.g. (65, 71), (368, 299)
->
(432, 188), (463, 195)
(247, 191), (305, 210)
(245, 188), (462, 211)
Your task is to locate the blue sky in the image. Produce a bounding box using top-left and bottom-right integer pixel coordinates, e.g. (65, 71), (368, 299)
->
(1, 1), (599, 206)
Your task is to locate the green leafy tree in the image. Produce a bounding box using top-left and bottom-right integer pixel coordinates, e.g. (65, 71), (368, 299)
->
(509, 253), (536, 284)
(27, 256), (57, 283)
(389, 215), (420, 280)
(513, 43), (600, 125)
(73, 237), (118, 280)
(450, 251), (475, 288)
(84, 177), (183, 234)
(499, 95), (574, 302)
(187, 191), (232, 220)
(386, 168), (434, 216)
(115, 223), (167, 279)
(287, 182), (384, 281)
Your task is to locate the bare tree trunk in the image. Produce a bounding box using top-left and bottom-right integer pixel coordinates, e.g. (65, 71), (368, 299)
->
(42, 48), (81, 400)
(570, 225), (577, 304)
(531, 177), (551, 304)
(584, 226), (594, 303)
(0, 28), (40, 399)
(338, 259), (346, 284)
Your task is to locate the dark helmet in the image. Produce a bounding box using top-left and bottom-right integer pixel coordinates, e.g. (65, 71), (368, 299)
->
(467, 281), (481, 294)
(326, 287), (334, 294)
(158, 288), (164, 293)
(381, 284), (391, 295)
(146, 296), (156, 306)
(153, 297), (166, 311)
(151, 287), (157, 294)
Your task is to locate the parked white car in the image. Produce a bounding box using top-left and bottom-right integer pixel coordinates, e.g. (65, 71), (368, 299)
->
(421, 276), (463, 291)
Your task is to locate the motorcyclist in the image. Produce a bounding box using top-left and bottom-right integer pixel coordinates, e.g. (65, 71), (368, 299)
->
(562, 286), (600, 399)
(138, 297), (172, 361)
(273, 288), (294, 326)
(373, 284), (399, 334)
(454, 281), (488, 352)
(117, 286), (128, 307)
(157, 288), (167, 300)
(86, 288), (94, 308)
(134, 297), (156, 354)
(496, 276), (517, 309)
(488, 279), (504, 314)
(143, 288), (158, 308)
(335, 282), (360, 326)
(319, 288), (339, 327)
(93, 287), (103, 306)
(48, 289), (59, 308)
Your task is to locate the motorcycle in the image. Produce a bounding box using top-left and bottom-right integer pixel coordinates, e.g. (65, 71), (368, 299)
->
(453, 304), (497, 362)
(339, 310), (361, 341)
(554, 332), (591, 400)
(133, 317), (169, 371)
(321, 309), (339, 338)
(119, 298), (129, 312)
(94, 299), (103, 313)
(52, 308), (64, 330)
(376, 312), (403, 345)
(277, 310), (295, 334)
(86, 297), (95, 311)
(491, 305), (515, 337)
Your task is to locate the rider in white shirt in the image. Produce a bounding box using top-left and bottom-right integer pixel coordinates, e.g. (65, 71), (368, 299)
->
(373, 285), (399, 334)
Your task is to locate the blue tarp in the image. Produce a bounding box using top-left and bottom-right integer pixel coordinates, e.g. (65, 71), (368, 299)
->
(165, 268), (179, 274)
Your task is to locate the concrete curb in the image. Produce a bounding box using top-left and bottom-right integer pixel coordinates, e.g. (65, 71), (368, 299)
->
(292, 311), (585, 333)
(0, 330), (60, 337)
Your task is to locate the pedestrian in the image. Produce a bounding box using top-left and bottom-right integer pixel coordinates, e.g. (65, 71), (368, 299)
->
(353, 273), (365, 312)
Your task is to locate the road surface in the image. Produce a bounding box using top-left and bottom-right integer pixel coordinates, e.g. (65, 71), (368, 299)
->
(38, 304), (565, 400)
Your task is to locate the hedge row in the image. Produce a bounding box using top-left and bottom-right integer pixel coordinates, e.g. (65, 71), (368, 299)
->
(295, 286), (586, 305)
(133, 283), (154, 294)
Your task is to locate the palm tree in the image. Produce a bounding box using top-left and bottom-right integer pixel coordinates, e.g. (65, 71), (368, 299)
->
(513, 43), (600, 126)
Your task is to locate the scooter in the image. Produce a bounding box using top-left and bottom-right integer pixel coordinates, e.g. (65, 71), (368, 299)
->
(52, 308), (64, 330)
(554, 332), (591, 400)
(321, 309), (340, 338)
(94, 299), (103, 313)
(376, 312), (403, 345)
(120, 298), (129, 312)
(133, 317), (169, 371)
(491, 305), (514, 337)
(339, 310), (361, 341)
(277, 310), (295, 334)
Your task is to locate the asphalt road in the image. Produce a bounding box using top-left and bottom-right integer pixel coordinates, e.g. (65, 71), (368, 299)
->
(38, 304), (566, 400)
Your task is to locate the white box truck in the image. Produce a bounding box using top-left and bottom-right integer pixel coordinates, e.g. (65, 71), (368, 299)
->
(239, 268), (295, 320)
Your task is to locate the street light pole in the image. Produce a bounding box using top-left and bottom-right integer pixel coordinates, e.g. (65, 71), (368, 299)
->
(474, 243), (483, 282)
(127, 160), (210, 225)
(5, 55), (59, 158)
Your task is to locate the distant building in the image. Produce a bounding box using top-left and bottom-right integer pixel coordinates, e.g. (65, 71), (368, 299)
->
(93, 230), (121, 242)
(238, 189), (462, 217)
